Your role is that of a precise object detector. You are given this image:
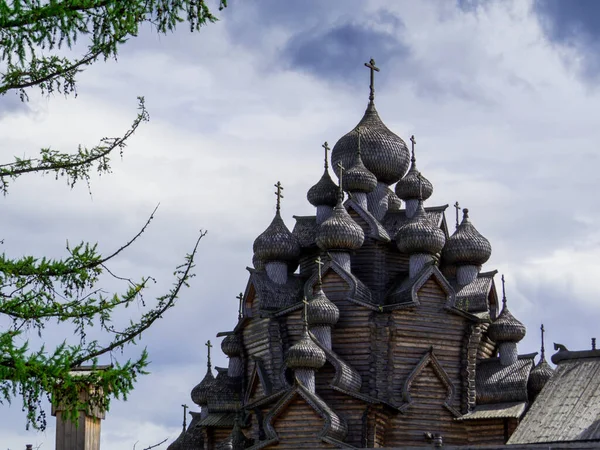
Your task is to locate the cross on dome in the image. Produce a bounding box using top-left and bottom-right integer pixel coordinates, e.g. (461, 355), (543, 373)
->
(236, 292), (244, 320)
(364, 58), (380, 102)
(322, 142), (330, 169)
(453, 201), (461, 230)
(274, 181), (284, 212)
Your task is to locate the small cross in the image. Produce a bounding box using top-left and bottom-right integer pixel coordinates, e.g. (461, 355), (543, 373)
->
(205, 340), (213, 368)
(274, 181), (284, 212)
(181, 404), (189, 430)
(364, 58), (380, 102)
(322, 142), (330, 170)
(315, 256), (324, 283)
(540, 324), (546, 359)
(354, 127), (363, 157)
(410, 135), (416, 163)
(302, 297), (310, 327)
(236, 292), (244, 320)
(337, 161), (345, 194)
(453, 201), (461, 230)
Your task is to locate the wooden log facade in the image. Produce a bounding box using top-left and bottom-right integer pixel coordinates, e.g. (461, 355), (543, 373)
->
(168, 65), (548, 450)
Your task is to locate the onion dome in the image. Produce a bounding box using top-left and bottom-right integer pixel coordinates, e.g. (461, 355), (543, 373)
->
(387, 190), (402, 212)
(528, 358), (554, 395)
(307, 142), (339, 207)
(316, 194), (364, 251)
(253, 182), (301, 263)
(396, 201), (445, 255)
(307, 170), (339, 207)
(286, 328), (326, 370)
(331, 60), (410, 185)
(191, 341), (215, 407)
(191, 368), (214, 407)
(221, 333), (242, 358)
(332, 103), (410, 185)
(442, 208), (491, 266)
(487, 290), (526, 344)
(528, 324), (554, 395)
(344, 129), (378, 193)
(307, 287), (339, 327)
(395, 136), (433, 201)
(252, 253), (265, 271)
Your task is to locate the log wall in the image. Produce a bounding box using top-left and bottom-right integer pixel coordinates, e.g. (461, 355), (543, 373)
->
(266, 396), (335, 449)
(385, 279), (470, 446)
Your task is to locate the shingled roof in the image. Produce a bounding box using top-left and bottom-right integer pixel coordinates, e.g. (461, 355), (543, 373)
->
(509, 347), (600, 445)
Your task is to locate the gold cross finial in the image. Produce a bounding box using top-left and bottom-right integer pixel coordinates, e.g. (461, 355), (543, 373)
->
(322, 142), (330, 170)
(205, 340), (213, 369)
(453, 201), (461, 230)
(274, 181), (284, 212)
(364, 58), (380, 102)
(315, 256), (324, 284)
(236, 292), (244, 320)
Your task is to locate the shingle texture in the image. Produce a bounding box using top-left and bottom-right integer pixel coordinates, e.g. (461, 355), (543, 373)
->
(476, 356), (533, 404)
(509, 353), (600, 444)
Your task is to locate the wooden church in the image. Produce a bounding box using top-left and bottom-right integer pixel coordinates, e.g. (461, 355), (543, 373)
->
(166, 60), (557, 449)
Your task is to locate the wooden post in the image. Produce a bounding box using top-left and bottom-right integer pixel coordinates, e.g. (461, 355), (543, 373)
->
(52, 366), (110, 450)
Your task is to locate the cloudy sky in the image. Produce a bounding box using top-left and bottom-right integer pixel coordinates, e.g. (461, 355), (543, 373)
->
(2, 0), (600, 447)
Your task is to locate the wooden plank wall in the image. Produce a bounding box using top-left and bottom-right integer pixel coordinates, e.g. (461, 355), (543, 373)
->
(464, 419), (508, 446)
(386, 279), (470, 446)
(322, 271), (373, 395)
(266, 396), (335, 449)
(55, 412), (100, 450)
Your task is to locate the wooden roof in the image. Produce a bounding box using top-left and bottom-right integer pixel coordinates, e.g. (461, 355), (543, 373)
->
(509, 350), (600, 445)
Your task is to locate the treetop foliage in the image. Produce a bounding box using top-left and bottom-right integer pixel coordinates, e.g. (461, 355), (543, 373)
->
(0, 0), (225, 431)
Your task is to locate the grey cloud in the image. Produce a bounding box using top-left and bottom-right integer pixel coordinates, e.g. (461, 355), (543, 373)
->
(533, 0), (600, 80)
(282, 19), (409, 85)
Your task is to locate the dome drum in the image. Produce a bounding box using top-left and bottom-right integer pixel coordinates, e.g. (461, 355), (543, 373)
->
(316, 205), (333, 225)
(456, 265), (480, 286)
(409, 253), (434, 279)
(498, 341), (518, 366)
(404, 199), (419, 219)
(265, 261), (288, 284)
(352, 192), (368, 211)
(366, 182), (389, 221)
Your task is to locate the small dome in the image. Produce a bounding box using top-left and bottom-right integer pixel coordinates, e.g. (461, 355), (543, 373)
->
(395, 162), (433, 201)
(286, 330), (326, 370)
(344, 143), (377, 193)
(396, 202), (445, 255)
(316, 197), (364, 251)
(253, 212), (301, 263)
(487, 305), (526, 343)
(221, 334), (242, 358)
(528, 358), (554, 396)
(190, 368), (214, 407)
(307, 169), (338, 207)
(307, 287), (339, 327)
(442, 208), (491, 266)
(387, 190), (402, 212)
(332, 103), (410, 185)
